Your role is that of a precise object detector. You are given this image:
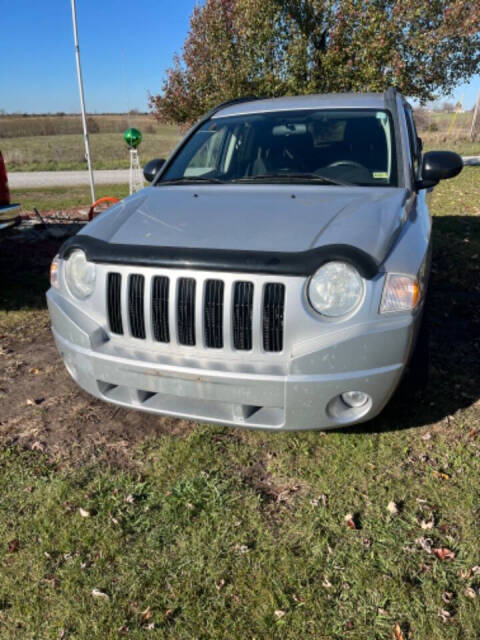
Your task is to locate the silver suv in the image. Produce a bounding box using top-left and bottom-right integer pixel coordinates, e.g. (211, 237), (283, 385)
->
(47, 89), (463, 430)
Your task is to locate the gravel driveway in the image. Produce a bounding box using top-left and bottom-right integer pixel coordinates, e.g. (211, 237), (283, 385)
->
(9, 169), (130, 188)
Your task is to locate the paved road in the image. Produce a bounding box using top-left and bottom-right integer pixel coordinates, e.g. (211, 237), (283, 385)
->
(9, 156), (480, 189)
(9, 169), (131, 189)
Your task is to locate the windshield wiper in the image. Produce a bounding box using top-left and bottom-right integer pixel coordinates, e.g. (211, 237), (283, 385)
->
(234, 173), (351, 186)
(158, 176), (224, 186)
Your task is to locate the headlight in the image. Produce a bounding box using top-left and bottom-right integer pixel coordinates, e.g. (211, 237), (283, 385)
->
(65, 249), (96, 299)
(380, 274), (419, 313)
(308, 261), (364, 317)
(50, 254), (60, 289)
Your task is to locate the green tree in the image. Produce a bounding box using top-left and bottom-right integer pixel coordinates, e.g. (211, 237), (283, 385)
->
(150, 0), (480, 125)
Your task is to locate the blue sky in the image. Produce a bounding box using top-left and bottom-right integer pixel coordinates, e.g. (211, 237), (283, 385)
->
(1, 0), (479, 114)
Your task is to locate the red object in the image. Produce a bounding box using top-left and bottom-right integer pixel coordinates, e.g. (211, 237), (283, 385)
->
(88, 196), (119, 221)
(0, 151), (10, 206)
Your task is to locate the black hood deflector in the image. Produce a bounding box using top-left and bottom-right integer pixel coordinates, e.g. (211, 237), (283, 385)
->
(59, 234), (379, 278)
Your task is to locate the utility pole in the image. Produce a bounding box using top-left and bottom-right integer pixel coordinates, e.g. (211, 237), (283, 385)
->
(470, 89), (480, 143)
(70, 0), (96, 203)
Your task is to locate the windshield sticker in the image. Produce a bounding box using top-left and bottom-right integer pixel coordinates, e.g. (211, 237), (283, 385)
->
(373, 171), (388, 179)
(376, 112), (387, 120)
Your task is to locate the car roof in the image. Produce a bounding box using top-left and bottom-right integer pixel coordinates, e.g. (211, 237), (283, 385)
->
(212, 92), (388, 118)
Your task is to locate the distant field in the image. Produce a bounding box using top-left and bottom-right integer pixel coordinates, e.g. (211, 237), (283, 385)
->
(0, 113), (166, 138)
(1, 131), (181, 172)
(0, 114), (181, 172)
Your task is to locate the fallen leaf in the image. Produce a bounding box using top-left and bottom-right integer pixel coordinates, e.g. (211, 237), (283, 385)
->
(472, 566), (480, 575)
(420, 517), (435, 530)
(216, 579), (225, 591)
(433, 548), (455, 560)
(433, 471), (450, 480)
(393, 622), (405, 640)
(438, 609), (451, 623)
(274, 609), (285, 619)
(387, 501), (399, 515)
(464, 587), (477, 599)
(421, 432), (431, 440)
(416, 537), (433, 554)
(310, 493), (328, 507)
(125, 494), (135, 504)
(92, 588), (109, 600)
(345, 513), (356, 529)
(292, 593), (304, 603)
(7, 539), (19, 553)
(31, 441), (45, 452)
(141, 606), (152, 622)
(442, 591), (454, 603)
(322, 577), (332, 588)
(234, 544), (249, 555)
(79, 508), (90, 518)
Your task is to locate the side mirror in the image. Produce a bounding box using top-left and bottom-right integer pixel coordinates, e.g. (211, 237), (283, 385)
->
(143, 158), (165, 183)
(416, 150), (463, 190)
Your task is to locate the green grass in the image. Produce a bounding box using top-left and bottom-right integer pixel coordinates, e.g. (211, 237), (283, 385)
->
(2, 128), (181, 172)
(11, 184), (129, 212)
(2, 414), (480, 639)
(430, 167), (480, 216)
(423, 139), (480, 157)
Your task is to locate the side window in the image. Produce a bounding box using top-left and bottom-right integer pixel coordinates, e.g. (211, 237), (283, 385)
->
(185, 127), (228, 177)
(404, 106), (420, 176)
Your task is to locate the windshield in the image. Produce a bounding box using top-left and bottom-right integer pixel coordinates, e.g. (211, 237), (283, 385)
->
(159, 109), (397, 187)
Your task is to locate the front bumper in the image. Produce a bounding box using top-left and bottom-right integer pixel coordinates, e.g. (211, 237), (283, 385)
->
(47, 288), (417, 430)
(0, 203), (21, 232)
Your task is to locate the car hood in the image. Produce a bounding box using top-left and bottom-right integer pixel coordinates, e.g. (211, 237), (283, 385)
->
(82, 185), (409, 265)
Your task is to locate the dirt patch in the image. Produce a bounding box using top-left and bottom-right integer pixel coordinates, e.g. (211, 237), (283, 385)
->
(0, 232), (195, 468)
(0, 320), (196, 468)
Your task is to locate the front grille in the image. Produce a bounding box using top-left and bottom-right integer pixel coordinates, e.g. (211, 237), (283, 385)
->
(177, 277), (196, 346)
(105, 271), (286, 353)
(263, 283), (285, 352)
(233, 281), (254, 350)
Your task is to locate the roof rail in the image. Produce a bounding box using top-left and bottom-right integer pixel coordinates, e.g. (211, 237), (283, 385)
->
(383, 87), (398, 103)
(203, 95), (262, 120)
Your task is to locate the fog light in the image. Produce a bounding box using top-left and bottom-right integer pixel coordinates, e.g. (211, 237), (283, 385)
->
(341, 391), (369, 408)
